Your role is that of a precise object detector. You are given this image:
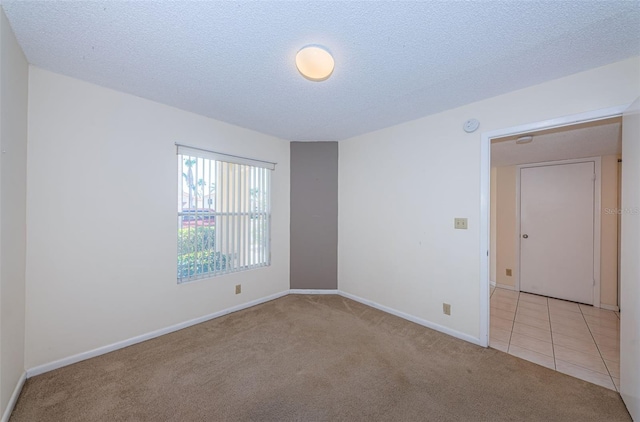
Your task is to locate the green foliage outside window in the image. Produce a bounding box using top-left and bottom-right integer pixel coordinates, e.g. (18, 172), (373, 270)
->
(177, 227), (230, 279)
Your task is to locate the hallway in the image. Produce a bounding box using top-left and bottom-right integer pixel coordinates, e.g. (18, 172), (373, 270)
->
(489, 287), (620, 391)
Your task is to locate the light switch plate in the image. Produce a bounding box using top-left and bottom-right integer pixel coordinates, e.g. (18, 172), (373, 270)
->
(454, 218), (468, 229)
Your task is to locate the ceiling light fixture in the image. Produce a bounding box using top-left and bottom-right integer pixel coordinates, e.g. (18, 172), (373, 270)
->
(516, 135), (534, 144)
(295, 45), (334, 82)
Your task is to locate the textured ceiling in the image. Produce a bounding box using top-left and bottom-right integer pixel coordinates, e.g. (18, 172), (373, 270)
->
(491, 118), (622, 167)
(2, 1), (639, 141)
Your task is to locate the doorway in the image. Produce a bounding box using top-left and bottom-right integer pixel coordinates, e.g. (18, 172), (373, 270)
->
(481, 109), (625, 392)
(519, 159), (599, 305)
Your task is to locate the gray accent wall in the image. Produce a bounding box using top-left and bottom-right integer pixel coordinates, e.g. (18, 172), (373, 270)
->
(290, 142), (338, 290)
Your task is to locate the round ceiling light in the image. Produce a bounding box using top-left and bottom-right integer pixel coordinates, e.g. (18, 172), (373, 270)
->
(295, 45), (334, 82)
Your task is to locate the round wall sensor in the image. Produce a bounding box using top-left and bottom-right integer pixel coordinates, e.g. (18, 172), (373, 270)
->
(516, 135), (534, 144)
(463, 119), (480, 133)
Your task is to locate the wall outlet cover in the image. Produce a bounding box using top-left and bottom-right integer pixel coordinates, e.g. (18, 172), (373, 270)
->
(454, 218), (468, 229)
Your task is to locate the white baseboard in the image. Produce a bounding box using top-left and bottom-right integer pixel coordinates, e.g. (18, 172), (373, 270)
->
(289, 289), (339, 295)
(600, 303), (620, 312)
(495, 283), (518, 291)
(1, 371), (26, 422)
(26, 287), (484, 378)
(26, 290), (289, 378)
(337, 291), (482, 347)
(490, 280), (497, 287)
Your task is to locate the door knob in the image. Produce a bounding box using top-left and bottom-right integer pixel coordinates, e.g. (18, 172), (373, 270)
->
(522, 234), (529, 238)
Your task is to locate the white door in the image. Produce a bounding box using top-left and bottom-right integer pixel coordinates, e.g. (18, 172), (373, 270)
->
(620, 97), (640, 421)
(520, 161), (595, 304)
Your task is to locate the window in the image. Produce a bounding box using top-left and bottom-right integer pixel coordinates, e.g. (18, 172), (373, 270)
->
(177, 145), (274, 283)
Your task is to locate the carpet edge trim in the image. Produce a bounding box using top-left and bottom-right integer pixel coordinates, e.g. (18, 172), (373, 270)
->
(25, 290), (290, 378)
(337, 290), (482, 346)
(1, 371), (26, 422)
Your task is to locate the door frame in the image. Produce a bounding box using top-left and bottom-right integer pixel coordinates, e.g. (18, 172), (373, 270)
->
(479, 104), (630, 347)
(515, 157), (602, 306)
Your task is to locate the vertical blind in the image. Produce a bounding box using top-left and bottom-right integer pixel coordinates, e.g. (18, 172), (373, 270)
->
(176, 145), (274, 283)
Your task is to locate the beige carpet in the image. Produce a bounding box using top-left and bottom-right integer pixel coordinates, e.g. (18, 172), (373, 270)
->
(11, 295), (631, 421)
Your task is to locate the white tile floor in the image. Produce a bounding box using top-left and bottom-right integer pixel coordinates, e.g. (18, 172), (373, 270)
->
(489, 286), (620, 391)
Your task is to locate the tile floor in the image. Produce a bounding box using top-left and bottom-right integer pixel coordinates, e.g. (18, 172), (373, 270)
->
(489, 286), (620, 391)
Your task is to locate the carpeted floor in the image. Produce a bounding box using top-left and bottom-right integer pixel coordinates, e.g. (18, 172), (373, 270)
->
(11, 295), (631, 421)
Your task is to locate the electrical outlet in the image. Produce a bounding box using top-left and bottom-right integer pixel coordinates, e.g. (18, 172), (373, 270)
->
(506, 269), (512, 276)
(454, 218), (468, 230)
(443, 303), (451, 315)
(235, 284), (241, 295)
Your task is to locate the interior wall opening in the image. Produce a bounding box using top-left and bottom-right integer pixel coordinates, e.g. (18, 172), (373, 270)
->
(486, 115), (623, 391)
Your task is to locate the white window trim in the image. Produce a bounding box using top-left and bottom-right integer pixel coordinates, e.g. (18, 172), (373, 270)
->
(177, 145), (274, 283)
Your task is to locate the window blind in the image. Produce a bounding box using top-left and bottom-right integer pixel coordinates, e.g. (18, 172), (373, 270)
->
(176, 143), (276, 171)
(177, 145), (272, 283)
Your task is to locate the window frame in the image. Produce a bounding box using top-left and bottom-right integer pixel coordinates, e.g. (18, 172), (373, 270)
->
(176, 144), (274, 283)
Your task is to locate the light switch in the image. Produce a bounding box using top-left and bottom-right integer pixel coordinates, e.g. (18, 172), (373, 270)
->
(454, 218), (468, 230)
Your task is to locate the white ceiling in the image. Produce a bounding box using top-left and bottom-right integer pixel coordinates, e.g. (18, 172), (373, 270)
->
(2, 1), (639, 141)
(491, 117), (622, 167)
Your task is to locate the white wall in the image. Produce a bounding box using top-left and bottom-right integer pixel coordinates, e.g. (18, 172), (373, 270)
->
(25, 67), (290, 369)
(600, 154), (620, 308)
(0, 7), (28, 417)
(338, 57), (640, 341)
(620, 97), (640, 421)
(489, 167), (497, 283)
(494, 165), (517, 289)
